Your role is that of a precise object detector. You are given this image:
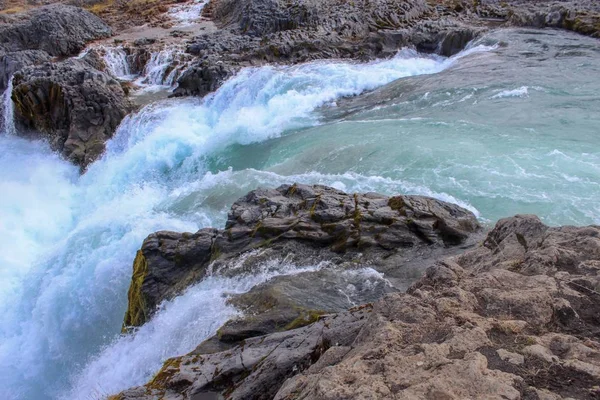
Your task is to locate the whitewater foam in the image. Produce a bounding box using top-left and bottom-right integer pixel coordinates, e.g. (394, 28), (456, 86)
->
(99, 46), (134, 80)
(2, 77), (16, 135)
(168, 0), (208, 26)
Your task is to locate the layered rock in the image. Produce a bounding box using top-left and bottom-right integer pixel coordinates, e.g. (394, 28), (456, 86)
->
(11, 58), (132, 169)
(122, 184), (481, 330)
(114, 212), (600, 400)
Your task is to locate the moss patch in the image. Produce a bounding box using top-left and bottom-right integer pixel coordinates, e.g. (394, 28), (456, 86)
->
(283, 309), (325, 331)
(122, 250), (149, 332)
(147, 357), (183, 390)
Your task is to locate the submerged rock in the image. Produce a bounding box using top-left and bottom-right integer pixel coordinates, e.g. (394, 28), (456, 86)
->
(114, 213), (600, 400)
(11, 59), (132, 169)
(121, 184), (481, 331)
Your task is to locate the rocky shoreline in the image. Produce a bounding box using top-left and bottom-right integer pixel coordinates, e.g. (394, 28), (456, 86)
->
(1, 0), (600, 169)
(1, 1), (600, 398)
(111, 184), (600, 400)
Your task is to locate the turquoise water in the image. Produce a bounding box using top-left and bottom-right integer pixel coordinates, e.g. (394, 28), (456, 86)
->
(0, 29), (598, 399)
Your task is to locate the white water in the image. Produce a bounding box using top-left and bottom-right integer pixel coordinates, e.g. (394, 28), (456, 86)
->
(0, 48), (472, 400)
(99, 46), (133, 80)
(139, 49), (190, 88)
(168, 0), (208, 26)
(65, 257), (331, 399)
(2, 76), (16, 136)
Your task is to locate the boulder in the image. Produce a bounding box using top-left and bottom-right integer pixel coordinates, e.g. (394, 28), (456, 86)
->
(0, 4), (111, 56)
(11, 58), (132, 169)
(121, 184), (482, 330)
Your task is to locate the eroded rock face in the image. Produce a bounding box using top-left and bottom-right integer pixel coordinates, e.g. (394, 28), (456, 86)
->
(0, 50), (50, 92)
(11, 59), (132, 169)
(121, 184), (481, 330)
(0, 4), (125, 170)
(114, 214), (600, 400)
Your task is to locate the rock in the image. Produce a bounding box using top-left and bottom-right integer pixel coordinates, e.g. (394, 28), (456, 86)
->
(0, 4), (111, 56)
(173, 0), (485, 96)
(496, 349), (525, 365)
(113, 213), (600, 400)
(121, 184), (481, 330)
(0, 50), (50, 92)
(210, 267), (391, 347)
(173, 0), (600, 97)
(11, 58), (132, 169)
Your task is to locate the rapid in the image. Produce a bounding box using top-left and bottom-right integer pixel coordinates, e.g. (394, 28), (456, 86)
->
(0, 28), (598, 399)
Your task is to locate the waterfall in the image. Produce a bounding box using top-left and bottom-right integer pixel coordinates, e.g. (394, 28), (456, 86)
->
(2, 76), (16, 136)
(101, 46), (132, 80)
(141, 49), (189, 87)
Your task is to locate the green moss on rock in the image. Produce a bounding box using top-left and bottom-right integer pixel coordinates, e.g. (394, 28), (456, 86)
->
(122, 250), (149, 332)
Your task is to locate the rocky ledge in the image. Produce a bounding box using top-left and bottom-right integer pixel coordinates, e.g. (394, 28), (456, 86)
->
(122, 184), (481, 330)
(112, 185), (600, 400)
(173, 0), (600, 97)
(0, 4), (132, 170)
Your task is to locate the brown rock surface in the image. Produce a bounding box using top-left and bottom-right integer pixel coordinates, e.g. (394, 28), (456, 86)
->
(113, 213), (600, 400)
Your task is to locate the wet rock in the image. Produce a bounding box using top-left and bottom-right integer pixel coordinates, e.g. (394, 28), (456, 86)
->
(114, 213), (600, 400)
(11, 58), (132, 170)
(173, 0), (483, 96)
(121, 184), (481, 330)
(211, 267), (391, 347)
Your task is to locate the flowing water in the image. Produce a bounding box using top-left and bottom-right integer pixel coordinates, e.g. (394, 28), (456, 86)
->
(0, 28), (599, 400)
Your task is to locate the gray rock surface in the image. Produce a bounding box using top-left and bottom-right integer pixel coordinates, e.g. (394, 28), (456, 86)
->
(113, 214), (600, 400)
(0, 49), (50, 92)
(121, 184), (481, 330)
(0, 4), (111, 56)
(173, 0), (485, 96)
(172, 0), (600, 97)
(11, 58), (132, 169)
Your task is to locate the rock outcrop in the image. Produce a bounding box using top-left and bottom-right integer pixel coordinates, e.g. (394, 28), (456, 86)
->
(0, 49), (50, 92)
(11, 58), (132, 169)
(0, 4), (126, 170)
(0, 4), (111, 56)
(172, 0), (600, 97)
(174, 0), (485, 96)
(122, 184), (481, 330)
(114, 212), (600, 400)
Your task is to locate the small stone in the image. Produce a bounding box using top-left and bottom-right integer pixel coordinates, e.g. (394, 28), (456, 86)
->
(496, 349), (525, 365)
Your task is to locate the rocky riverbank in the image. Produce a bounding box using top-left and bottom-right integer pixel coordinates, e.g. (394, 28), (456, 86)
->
(1, 0), (600, 169)
(110, 184), (600, 400)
